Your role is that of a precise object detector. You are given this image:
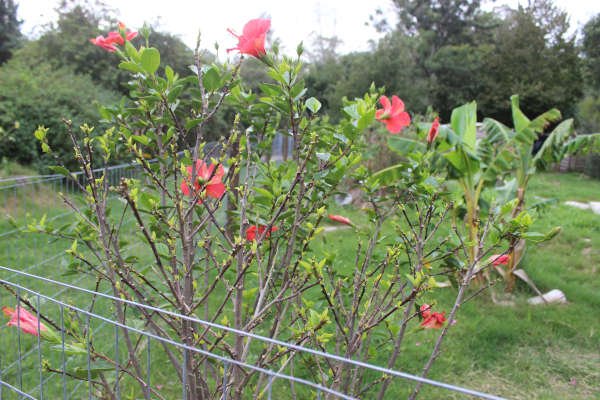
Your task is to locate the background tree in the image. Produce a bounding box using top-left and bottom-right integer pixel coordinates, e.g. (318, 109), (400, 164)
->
(479, 1), (582, 123)
(0, 0), (22, 64)
(369, 0), (500, 119)
(390, 0), (490, 49)
(35, 1), (129, 93)
(305, 32), (426, 120)
(582, 14), (600, 91)
(35, 2), (199, 94)
(0, 50), (118, 170)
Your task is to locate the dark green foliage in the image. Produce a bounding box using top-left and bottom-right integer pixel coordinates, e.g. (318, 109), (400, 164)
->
(389, 0), (495, 49)
(577, 95), (600, 133)
(35, 3), (201, 95)
(478, 4), (582, 122)
(584, 153), (600, 179)
(0, 51), (118, 170)
(307, 0), (583, 126)
(35, 3), (129, 94)
(305, 32), (427, 120)
(582, 14), (600, 90)
(0, 0), (22, 64)
(427, 44), (492, 120)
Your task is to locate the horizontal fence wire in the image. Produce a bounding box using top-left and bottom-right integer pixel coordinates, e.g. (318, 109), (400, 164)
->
(1, 150), (506, 400)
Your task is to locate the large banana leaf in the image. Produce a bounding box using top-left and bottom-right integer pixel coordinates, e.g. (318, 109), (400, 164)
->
(387, 136), (426, 156)
(562, 133), (600, 155)
(451, 101), (477, 152)
(511, 95), (561, 147)
(480, 118), (517, 183)
(444, 102), (480, 176)
(532, 119), (574, 170)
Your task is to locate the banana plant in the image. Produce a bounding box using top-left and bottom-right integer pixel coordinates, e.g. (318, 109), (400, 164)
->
(483, 95), (600, 291)
(437, 102), (515, 268)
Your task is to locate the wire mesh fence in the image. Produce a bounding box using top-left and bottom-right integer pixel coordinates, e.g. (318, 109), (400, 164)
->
(0, 161), (507, 400)
(0, 266), (506, 400)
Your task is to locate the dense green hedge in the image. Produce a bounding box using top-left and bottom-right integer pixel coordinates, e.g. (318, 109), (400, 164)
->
(0, 50), (118, 171)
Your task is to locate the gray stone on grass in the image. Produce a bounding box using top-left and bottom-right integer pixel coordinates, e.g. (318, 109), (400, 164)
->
(564, 201), (590, 210)
(528, 289), (567, 305)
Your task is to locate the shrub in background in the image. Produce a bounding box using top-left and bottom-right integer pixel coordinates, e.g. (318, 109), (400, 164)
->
(0, 50), (118, 171)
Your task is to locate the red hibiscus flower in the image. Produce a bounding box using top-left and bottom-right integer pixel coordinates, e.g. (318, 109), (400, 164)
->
(328, 214), (353, 226)
(3, 306), (48, 337)
(90, 22), (138, 52)
(181, 160), (226, 203)
(246, 225), (278, 241)
(227, 18), (271, 58)
(420, 304), (432, 319)
(375, 95), (411, 134)
(488, 254), (510, 266)
(427, 117), (440, 144)
(90, 35), (118, 52)
(421, 311), (446, 329)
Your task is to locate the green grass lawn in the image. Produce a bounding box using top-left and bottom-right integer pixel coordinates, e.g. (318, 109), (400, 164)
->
(0, 171), (599, 399)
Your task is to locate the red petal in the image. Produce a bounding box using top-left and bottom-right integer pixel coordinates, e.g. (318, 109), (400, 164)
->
(378, 95), (391, 113)
(420, 304), (432, 319)
(206, 182), (226, 199)
(328, 214), (352, 226)
(246, 226), (257, 241)
(390, 95), (405, 116)
(384, 112), (411, 134)
(181, 180), (191, 196)
(2, 306), (14, 317)
(125, 31), (138, 41)
(242, 19), (271, 37)
(427, 117), (440, 143)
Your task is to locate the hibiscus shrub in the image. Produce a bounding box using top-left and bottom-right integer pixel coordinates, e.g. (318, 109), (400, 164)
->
(23, 19), (531, 399)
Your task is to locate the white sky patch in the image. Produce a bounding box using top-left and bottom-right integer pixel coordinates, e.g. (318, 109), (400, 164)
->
(17, 0), (600, 57)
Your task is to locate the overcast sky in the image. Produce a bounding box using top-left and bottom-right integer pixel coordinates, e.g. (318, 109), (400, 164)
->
(17, 0), (600, 57)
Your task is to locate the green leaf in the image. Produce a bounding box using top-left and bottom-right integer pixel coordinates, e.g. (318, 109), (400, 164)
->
(185, 118), (204, 130)
(334, 133), (348, 144)
(444, 147), (479, 176)
(343, 104), (359, 120)
(533, 119), (575, 170)
(165, 65), (175, 84)
(253, 187), (274, 200)
(316, 152), (330, 161)
(49, 166), (71, 177)
(167, 84), (184, 103)
(140, 47), (160, 75)
(51, 342), (87, 355)
(118, 61), (143, 74)
(369, 163), (407, 186)
(156, 243), (169, 258)
(202, 67), (221, 91)
(124, 40), (139, 61)
(387, 136), (426, 156)
(34, 126), (47, 141)
(132, 135), (150, 145)
(521, 232), (547, 242)
(71, 365), (114, 379)
(450, 101), (477, 151)
(305, 97), (322, 113)
(510, 95), (530, 132)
